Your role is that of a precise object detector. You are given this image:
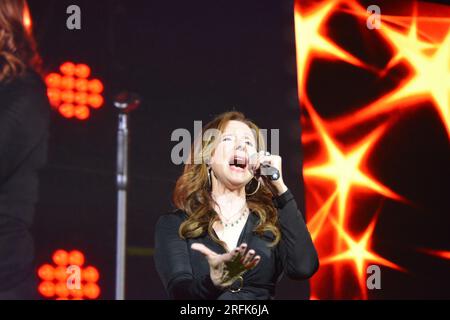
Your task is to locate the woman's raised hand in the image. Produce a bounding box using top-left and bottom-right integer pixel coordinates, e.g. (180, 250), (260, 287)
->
(191, 243), (260, 288)
(251, 151), (288, 196)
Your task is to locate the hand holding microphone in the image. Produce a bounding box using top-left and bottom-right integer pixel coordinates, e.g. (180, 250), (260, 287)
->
(248, 151), (288, 196)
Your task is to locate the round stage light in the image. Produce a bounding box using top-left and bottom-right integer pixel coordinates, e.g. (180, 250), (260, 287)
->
(82, 266), (100, 283)
(88, 79), (104, 94)
(74, 92), (88, 105)
(55, 282), (70, 299)
(69, 288), (84, 299)
(75, 64), (91, 79)
(68, 250), (85, 267)
(45, 73), (61, 88)
(46, 62), (105, 121)
(52, 250), (69, 266)
(38, 249), (101, 300)
(47, 88), (61, 108)
(60, 76), (75, 90)
(74, 105), (90, 120)
(60, 62), (76, 76)
(60, 90), (75, 104)
(38, 264), (55, 282)
(38, 281), (55, 298)
(75, 79), (89, 92)
(59, 103), (75, 119)
(54, 266), (68, 282)
(83, 283), (100, 300)
(88, 94), (104, 109)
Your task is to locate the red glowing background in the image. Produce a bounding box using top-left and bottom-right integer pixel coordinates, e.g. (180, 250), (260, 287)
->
(295, 0), (450, 299)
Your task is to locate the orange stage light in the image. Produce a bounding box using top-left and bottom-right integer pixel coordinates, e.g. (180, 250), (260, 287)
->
(37, 264), (55, 282)
(55, 282), (70, 299)
(46, 62), (105, 120)
(60, 76), (75, 90)
(75, 64), (91, 79)
(88, 79), (104, 94)
(60, 90), (75, 104)
(68, 250), (85, 267)
(38, 249), (101, 300)
(74, 105), (90, 120)
(47, 88), (61, 108)
(45, 73), (61, 88)
(82, 266), (100, 283)
(83, 283), (101, 300)
(88, 94), (104, 109)
(69, 288), (84, 299)
(54, 266), (68, 282)
(52, 250), (69, 266)
(38, 281), (55, 298)
(75, 92), (88, 105)
(23, 3), (32, 32)
(75, 79), (89, 92)
(59, 103), (75, 119)
(60, 62), (76, 77)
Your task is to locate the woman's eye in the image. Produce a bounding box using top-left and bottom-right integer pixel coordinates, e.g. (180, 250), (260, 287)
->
(245, 141), (254, 147)
(222, 137), (232, 142)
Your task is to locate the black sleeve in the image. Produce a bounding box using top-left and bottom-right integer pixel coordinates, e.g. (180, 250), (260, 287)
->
(273, 189), (319, 280)
(0, 74), (49, 184)
(154, 213), (224, 300)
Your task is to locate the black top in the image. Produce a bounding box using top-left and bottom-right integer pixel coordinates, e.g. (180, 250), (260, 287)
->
(154, 189), (319, 300)
(0, 71), (50, 290)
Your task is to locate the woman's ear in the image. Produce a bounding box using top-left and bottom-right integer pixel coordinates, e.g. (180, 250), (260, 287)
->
(204, 157), (211, 168)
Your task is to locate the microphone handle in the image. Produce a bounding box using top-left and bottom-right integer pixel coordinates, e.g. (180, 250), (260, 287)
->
(256, 164), (280, 181)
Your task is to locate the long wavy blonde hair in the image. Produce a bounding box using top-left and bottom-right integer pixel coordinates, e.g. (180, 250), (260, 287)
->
(173, 111), (281, 247)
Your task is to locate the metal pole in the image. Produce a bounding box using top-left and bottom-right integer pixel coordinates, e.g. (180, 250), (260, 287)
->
(113, 92), (140, 300)
(116, 113), (128, 300)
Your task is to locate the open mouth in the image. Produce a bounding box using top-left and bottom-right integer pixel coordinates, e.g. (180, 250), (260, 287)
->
(229, 155), (248, 171)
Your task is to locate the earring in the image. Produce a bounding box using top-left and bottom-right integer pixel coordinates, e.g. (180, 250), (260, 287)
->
(207, 167), (212, 190)
(245, 177), (260, 196)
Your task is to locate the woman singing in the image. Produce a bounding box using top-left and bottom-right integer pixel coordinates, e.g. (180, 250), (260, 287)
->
(0, 0), (49, 299)
(155, 111), (318, 300)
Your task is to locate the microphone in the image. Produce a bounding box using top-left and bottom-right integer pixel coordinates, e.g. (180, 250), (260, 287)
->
(113, 92), (141, 113)
(256, 163), (280, 181)
(248, 153), (280, 181)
